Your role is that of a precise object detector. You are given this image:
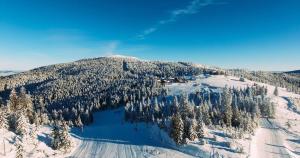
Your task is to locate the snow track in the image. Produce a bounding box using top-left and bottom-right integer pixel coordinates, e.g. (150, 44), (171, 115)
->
(250, 119), (291, 158)
(68, 108), (194, 158)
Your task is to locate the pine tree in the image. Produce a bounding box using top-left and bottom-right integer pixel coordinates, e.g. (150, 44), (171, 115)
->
(170, 113), (184, 145)
(222, 87), (233, 127)
(180, 95), (193, 119)
(19, 87), (34, 123)
(196, 118), (205, 139)
(30, 125), (38, 146)
(15, 136), (24, 158)
(60, 122), (72, 152)
(171, 97), (179, 115)
(51, 121), (72, 151)
(15, 112), (30, 137)
(51, 122), (61, 150)
(8, 88), (18, 112)
(274, 86), (279, 96)
(201, 102), (211, 125)
(76, 116), (83, 132)
(187, 118), (198, 141)
(0, 108), (8, 130)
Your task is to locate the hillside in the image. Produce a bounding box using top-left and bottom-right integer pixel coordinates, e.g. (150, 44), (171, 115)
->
(0, 57), (299, 158)
(0, 57), (216, 124)
(286, 70), (300, 74)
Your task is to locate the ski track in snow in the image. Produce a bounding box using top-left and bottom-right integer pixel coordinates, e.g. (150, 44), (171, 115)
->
(251, 118), (291, 158)
(68, 109), (194, 158)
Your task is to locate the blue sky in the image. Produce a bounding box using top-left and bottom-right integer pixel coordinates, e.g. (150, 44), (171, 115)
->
(0, 0), (299, 71)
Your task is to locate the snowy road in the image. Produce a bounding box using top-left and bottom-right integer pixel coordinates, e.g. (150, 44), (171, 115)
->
(251, 118), (291, 158)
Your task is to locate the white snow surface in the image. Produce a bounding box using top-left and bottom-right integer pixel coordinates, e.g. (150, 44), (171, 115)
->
(3, 75), (298, 158)
(0, 126), (77, 158)
(166, 75), (300, 158)
(107, 55), (140, 61)
(69, 108), (197, 158)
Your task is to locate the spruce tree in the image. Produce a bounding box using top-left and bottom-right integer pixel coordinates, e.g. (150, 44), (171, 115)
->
(170, 113), (184, 145)
(30, 125), (38, 146)
(0, 107), (8, 130)
(51, 122), (61, 150)
(187, 118), (198, 141)
(8, 88), (18, 112)
(15, 136), (24, 158)
(15, 112), (30, 137)
(274, 86), (279, 96)
(196, 118), (205, 139)
(222, 87), (233, 127)
(60, 121), (72, 152)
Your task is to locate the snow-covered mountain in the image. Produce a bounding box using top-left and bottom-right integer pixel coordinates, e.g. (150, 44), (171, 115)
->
(0, 57), (299, 158)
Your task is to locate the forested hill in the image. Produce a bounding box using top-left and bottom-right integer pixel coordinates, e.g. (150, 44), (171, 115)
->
(286, 70), (300, 74)
(0, 56), (217, 124)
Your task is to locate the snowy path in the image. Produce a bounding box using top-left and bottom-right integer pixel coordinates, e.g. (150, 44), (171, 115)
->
(250, 118), (291, 158)
(68, 108), (194, 158)
(69, 139), (193, 158)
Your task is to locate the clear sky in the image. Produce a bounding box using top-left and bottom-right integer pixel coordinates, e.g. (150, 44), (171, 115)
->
(0, 0), (299, 71)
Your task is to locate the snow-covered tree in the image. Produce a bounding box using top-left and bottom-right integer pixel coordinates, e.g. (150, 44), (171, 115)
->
(196, 118), (205, 139)
(274, 86), (279, 96)
(75, 115), (83, 132)
(51, 122), (61, 150)
(8, 88), (18, 112)
(60, 122), (72, 152)
(30, 125), (38, 146)
(51, 121), (72, 151)
(0, 107), (8, 130)
(187, 118), (198, 141)
(222, 87), (233, 127)
(15, 136), (24, 158)
(15, 112), (30, 137)
(19, 87), (34, 123)
(201, 102), (211, 125)
(170, 113), (184, 145)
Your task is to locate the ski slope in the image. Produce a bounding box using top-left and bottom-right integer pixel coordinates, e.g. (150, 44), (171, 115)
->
(69, 108), (195, 158)
(167, 75), (300, 158)
(68, 75), (300, 158)
(250, 118), (290, 158)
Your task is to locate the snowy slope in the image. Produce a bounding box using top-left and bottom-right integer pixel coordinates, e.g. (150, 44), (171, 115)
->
(166, 75), (300, 158)
(66, 74), (300, 158)
(69, 108), (196, 158)
(0, 126), (77, 158)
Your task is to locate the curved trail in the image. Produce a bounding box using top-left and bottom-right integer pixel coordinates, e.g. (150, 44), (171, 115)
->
(68, 109), (194, 158)
(251, 118), (290, 158)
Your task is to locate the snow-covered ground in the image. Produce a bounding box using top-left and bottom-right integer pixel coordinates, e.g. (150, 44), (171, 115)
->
(0, 126), (77, 158)
(69, 108), (196, 158)
(67, 75), (300, 158)
(166, 75), (300, 158)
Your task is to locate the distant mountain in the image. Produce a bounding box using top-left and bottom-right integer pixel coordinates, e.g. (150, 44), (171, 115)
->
(0, 57), (218, 124)
(285, 70), (300, 74)
(0, 70), (20, 76)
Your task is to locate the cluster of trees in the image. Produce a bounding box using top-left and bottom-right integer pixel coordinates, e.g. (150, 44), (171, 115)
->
(0, 57), (205, 125)
(51, 121), (72, 152)
(125, 85), (275, 145)
(0, 87), (39, 157)
(228, 69), (300, 94)
(0, 87), (72, 157)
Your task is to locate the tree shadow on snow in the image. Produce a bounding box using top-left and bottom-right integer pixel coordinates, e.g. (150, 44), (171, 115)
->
(70, 108), (172, 149)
